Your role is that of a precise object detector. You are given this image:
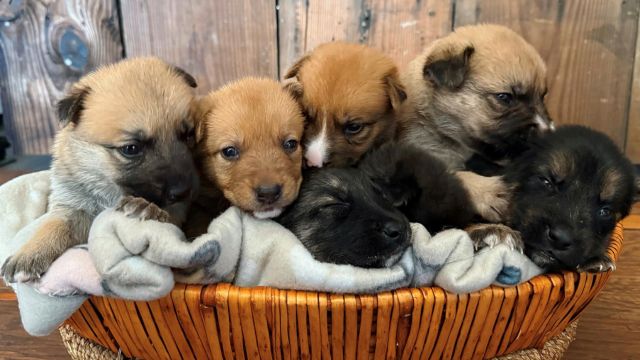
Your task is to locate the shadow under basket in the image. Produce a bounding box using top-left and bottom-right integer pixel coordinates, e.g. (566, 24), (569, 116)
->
(62, 224), (624, 360)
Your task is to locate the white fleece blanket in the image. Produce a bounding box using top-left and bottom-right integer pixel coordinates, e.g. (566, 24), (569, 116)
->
(0, 171), (542, 336)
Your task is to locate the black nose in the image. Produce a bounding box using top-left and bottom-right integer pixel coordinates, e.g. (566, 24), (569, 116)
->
(167, 182), (192, 203)
(382, 222), (403, 242)
(548, 227), (573, 251)
(255, 184), (282, 205)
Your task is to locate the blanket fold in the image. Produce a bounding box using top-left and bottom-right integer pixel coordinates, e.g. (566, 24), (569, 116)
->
(0, 171), (543, 337)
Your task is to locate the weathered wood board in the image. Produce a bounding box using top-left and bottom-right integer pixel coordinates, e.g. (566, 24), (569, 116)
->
(119, 0), (279, 95)
(455, 0), (640, 151)
(278, 0), (453, 77)
(0, 0), (123, 154)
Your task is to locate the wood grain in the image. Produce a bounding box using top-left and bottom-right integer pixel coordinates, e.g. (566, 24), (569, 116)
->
(119, 0), (278, 94)
(625, 11), (640, 162)
(0, 0), (123, 155)
(565, 231), (640, 359)
(278, 0), (453, 77)
(454, 0), (640, 150)
(0, 301), (69, 360)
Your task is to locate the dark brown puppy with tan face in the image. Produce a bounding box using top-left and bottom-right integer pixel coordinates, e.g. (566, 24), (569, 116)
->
(399, 24), (554, 222)
(284, 41), (406, 168)
(195, 78), (305, 220)
(2, 57), (199, 282)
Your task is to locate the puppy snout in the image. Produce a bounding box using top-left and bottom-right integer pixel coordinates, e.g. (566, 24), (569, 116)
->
(167, 182), (192, 203)
(382, 222), (403, 242)
(547, 226), (573, 251)
(255, 184), (282, 205)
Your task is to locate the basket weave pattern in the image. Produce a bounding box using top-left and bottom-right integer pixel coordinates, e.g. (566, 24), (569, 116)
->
(64, 224), (623, 359)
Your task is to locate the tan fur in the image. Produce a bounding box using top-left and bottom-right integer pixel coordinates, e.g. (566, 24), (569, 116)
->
(548, 151), (575, 182)
(399, 24), (549, 166)
(1, 57), (198, 282)
(457, 171), (510, 222)
(196, 77), (305, 214)
(399, 25), (551, 223)
(285, 41), (406, 167)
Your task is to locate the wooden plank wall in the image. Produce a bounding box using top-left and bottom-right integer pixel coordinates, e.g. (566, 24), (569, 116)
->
(1, 0), (640, 161)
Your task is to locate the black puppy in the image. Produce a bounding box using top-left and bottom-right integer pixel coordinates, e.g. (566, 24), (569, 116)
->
(504, 125), (636, 272)
(279, 143), (477, 267)
(278, 167), (412, 268)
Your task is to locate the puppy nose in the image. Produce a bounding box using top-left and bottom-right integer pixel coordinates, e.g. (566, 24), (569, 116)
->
(255, 184), (282, 205)
(167, 183), (192, 203)
(548, 227), (573, 251)
(382, 222), (403, 242)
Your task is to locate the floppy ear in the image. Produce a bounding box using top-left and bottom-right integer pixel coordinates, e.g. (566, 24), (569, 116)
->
(170, 65), (198, 88)
(423, 43), (474, 89)
(384, 70), (407, 109)
(193, 96), (214, 144)
(284, 54), (310, 79)
(56, 85), (90, 127)
(283, 81), (304, 102)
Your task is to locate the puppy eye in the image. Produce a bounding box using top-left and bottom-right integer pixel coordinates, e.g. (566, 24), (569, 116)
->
(221, 146), (240, 160)
(538, 176), (554, 190)
(322, 202), (350, 217)
(185, 128), (195, 142)
(597, 207), (612, 218)
(283, 139), (298, 153)
(495, 93), (514, 106)
(119, 144), (143, 158)
(344, 122), (364, 136)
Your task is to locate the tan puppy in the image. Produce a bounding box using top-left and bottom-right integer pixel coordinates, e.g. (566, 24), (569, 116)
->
(284, 42), (406, 168)
(399, 24), (553, 169)
(1, 57), (200, 282)
(195, 77), (305, 219)
(399, 24), (553, 222)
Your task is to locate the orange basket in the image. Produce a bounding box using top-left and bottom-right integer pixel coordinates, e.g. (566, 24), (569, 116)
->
(57, 223), (624, 359)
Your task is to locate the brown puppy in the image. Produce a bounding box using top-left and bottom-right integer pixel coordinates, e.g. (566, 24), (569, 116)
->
(284, 41), (406, 168)
(2, 57), (199, 282)
(399, 24), (554, 222)
(195, 77), (305, 219)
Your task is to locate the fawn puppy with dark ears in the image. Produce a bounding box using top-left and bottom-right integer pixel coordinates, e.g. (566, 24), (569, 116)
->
(284, 41), (407, 168)
(2, 57), (200, 283)
(398, 24), (554, 223)
(193, 78), (305, 222)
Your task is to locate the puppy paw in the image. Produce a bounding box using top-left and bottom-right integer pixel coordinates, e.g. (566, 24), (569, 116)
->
(116, 196), (170, 222)
(466, 223), (524, 253)
(577, 256), (616, 273)
(1, 250), (57, 283)
(457, 172), (510, 222)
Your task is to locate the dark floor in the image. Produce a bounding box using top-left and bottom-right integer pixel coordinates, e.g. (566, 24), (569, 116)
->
(0, 165), (639, 359)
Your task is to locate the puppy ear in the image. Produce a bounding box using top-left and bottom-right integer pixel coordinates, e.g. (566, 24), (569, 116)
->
(423, 43), (474, 89)
(283, 81), (304, 102)
(284, 55), (310, 79)
(56, 86), (90, 127)
(193, 96), (214, 144)
(169, 64), (198, 88)
(384, 70), (407, 109)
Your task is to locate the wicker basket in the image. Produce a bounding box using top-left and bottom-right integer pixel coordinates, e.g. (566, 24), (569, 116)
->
(62, 224), (624, 359)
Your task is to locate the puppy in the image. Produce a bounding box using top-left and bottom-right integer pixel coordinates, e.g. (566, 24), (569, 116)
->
(278, 167), (411, 268)
(284, 41), (407, 168)
(398, 24), (555, 222)
(195, 77), (305, 220)
(503, 125), (636, 272)
(399, 24), (553, 168)
(1, 57), (199, 282)
(279, 143), (477, 267)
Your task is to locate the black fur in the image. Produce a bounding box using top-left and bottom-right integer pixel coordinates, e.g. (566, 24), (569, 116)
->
(278, 167), (411, 268)
(56, 86), (90, 126)
(170, 65), (198, 88)
(278, 143), (477, 267)
(504, 125), (636, 271)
